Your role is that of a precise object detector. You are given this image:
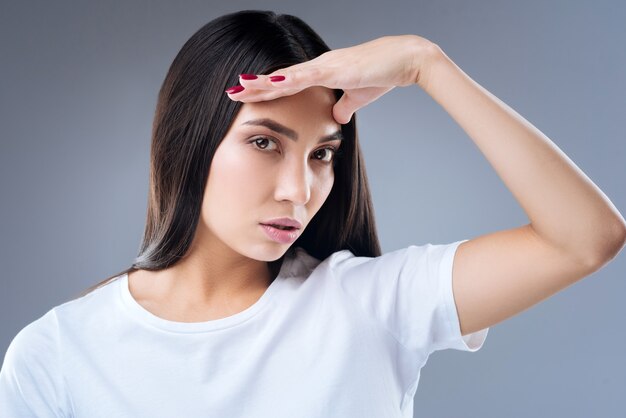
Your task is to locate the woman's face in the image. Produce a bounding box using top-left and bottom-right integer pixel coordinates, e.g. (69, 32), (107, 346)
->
(198, 86), (343, 261)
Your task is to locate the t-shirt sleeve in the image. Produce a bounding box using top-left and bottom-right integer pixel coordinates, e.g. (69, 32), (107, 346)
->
(330, 239), (489, 356)
(0, 309), (70, 417)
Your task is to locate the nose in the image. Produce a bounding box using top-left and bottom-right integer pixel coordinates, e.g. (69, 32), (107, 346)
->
(274, 156), (312, 206)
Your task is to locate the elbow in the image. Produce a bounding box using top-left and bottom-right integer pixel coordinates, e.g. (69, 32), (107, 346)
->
(585, 219), (626, 270)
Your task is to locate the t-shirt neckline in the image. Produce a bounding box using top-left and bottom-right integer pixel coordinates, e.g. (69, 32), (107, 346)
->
(118, 252), (294, 334)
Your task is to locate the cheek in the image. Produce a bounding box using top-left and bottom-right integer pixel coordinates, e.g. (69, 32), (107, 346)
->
(312, 168), (335, 206)
(204, 146), (266, 214)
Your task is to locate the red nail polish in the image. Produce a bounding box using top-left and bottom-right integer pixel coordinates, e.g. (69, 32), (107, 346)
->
(269, 75), (285, 82)
(240, 74), (258, 80)
(225, 85), (245, 94)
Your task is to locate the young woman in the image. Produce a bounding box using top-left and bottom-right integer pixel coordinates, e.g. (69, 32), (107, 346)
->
(1, 9), (624, 418)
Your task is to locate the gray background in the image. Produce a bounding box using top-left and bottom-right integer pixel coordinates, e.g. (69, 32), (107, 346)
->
(1, 0), (625, 416)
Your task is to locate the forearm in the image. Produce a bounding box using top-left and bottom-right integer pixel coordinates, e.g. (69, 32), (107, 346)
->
(418, 44), (626, 264)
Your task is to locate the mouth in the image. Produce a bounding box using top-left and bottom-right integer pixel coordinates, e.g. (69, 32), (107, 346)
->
(260, 217), (303, 230)
(260, 223), (300, 244)
(260, 223), (298, 231)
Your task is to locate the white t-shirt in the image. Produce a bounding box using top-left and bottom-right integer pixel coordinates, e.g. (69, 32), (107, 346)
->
(0, 239), (489, 417)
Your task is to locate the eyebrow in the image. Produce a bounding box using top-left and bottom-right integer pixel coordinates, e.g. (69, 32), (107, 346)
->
(241, 118), (344, 144)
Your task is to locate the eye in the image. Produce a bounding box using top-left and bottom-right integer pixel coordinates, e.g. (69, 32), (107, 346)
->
(249, 136), (344, 165)
(313, 146), (342, 164)
(250, 136), (278, 151)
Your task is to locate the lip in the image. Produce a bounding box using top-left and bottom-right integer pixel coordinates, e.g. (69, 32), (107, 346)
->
(260, 217), (303, 229)
(260, 224), (300, 244)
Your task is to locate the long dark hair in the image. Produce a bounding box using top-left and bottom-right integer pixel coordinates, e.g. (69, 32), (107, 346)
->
(72, 9), (381, 300)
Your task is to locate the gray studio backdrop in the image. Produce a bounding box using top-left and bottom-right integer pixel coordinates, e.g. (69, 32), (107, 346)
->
(1, 1), (625, 417)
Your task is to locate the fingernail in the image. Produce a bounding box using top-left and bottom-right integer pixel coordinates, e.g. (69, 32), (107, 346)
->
(225, 85), (245, 94)
(269, 75), (285, 82)
(240, 74), (258, 80)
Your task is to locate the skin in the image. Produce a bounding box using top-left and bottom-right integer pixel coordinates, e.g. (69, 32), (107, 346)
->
(127, 86), (342, 322)
(229, 35), (626, 336)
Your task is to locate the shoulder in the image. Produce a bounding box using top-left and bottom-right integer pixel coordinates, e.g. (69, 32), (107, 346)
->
(7, 275), (122, 357)
(0, 308), (75, 415)
(2, 277), (120, 376)
(2, 308), (60, 377)
(10, 307), (59, 345)
(287, 246), (366, 277)
(321, 243), (436, 272)
(287, 245), (433, 287)
(57, 274), (122, 318)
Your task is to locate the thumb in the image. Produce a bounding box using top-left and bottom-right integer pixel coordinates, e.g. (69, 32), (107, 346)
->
(332, 92), (356, 124)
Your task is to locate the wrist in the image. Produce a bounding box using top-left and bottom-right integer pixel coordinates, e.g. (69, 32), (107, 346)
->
(412, 39), (445, 90)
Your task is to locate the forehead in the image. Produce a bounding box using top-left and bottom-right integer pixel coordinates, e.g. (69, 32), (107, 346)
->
(232, 86), (340, 135)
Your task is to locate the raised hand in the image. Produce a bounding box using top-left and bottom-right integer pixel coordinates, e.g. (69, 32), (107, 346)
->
(224, 34), (440, 124)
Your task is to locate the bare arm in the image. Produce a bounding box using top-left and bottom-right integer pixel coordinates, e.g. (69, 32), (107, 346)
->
(417, 42), (626, 335)
(228, 35), (626, 335)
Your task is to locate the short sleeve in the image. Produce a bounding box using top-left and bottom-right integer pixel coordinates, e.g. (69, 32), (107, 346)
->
(0, 309), (70, 417)
(330, 239), (489, 356)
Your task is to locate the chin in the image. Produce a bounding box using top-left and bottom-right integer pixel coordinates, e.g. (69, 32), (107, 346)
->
(266, 245), (292, 261)
(242, 243), (289, 263)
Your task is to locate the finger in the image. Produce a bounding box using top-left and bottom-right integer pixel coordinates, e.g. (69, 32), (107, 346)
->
(331, 86), (395, 123)
(263, 64), (334, 90)
(235, 60), (313, 90)
(225, 86), (305, 102)
(236, 73), (307, 93)
(236, 74), (279, 91)
(332, 108), (352, 125)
